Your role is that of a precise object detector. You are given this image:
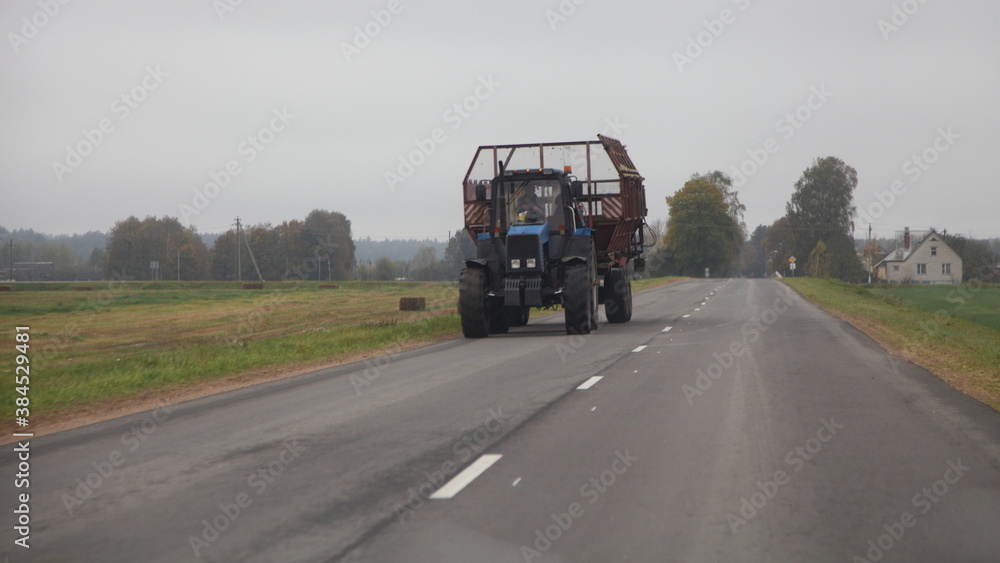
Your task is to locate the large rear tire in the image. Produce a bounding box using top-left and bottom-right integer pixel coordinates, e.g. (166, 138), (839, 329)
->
(605, 269), (633, 323)
(564, 264), (593, 335)
(459, 268), (489, 338)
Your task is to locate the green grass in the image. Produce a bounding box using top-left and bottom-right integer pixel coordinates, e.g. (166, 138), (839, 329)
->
(0, 281), (463, 429)
(785, 278), (1000, 412)
(870, 284), (1000, 331)
(632, 276), (687, 291)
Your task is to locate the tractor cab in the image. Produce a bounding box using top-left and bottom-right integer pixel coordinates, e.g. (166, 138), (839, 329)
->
(493, 168), (584, 239)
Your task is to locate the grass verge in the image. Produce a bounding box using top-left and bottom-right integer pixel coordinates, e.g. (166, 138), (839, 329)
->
(785, 278), (1000, 412)
(869, 284), (1000, 331)
(632, 276), (688, 291)
(1, 281), (463, 435)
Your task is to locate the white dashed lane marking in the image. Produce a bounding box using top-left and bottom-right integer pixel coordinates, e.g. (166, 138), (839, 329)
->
(430, 454), (503, 499)
(577, 376), (603, 390)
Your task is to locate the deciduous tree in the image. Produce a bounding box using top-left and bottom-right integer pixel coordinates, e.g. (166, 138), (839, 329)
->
(786, 157), (864, 281)
(664, 177), (740, 277)
(106, 216), (209, 280)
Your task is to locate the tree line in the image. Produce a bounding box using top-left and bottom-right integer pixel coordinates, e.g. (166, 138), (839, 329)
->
(100, 210), (357, 282)
(648, 156), (999, 282)
(356, 231), (476, 282)
(1, 216), (482, 283)
(650, 157), (878, 281)
(0, 227), (106, 281)
(97, 210), (478, 283)
(4, 171), (998, 283)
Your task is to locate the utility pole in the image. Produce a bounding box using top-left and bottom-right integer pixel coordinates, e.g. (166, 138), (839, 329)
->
(177, 248), (181, 281)
(235, 217), (242, 282)
(8, 239), (13, 282)
(241, 230), (264, 282)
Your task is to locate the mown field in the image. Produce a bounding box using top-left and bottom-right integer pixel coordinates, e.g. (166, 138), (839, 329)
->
(1, 276), (683, 432)
(870, 284), (1000, 331)
(0, 281), (463, 431)
(785, 278), (1000, 412)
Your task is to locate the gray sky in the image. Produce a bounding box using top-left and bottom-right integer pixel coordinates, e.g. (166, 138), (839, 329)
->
(2, 0), (998, 241)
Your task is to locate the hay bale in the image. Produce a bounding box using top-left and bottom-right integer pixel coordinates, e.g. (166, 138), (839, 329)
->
(241, 283), (264, 290)
(318, 284), (340, 289)
(399, 297), (426, 311)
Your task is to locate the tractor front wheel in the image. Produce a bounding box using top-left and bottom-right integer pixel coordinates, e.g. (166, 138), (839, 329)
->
(564, 264), (594, 335)
(459, 268), (490, 338)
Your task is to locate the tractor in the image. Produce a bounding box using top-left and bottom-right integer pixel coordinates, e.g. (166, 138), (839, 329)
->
(459, 135), (647, 337)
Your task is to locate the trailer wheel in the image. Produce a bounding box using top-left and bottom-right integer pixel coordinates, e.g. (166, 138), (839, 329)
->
(590, 273), (600, 331)
(505, 306), (530, 327)
(459, 268), (490, 338)
(605, 269), (633, 323)
(564, 264), (593, 335)
(589, 253), (600, 331)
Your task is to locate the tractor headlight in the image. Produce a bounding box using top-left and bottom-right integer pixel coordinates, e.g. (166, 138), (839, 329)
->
(511, 259), (521, 269)
(526, 258), (537, 268)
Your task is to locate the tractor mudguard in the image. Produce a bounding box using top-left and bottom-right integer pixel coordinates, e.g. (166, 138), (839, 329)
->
(561, 235), (594, 266)
(464, 258), (489, 269)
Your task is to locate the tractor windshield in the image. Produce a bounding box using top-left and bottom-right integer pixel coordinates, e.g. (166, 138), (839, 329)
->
(504, 178), (563, 226)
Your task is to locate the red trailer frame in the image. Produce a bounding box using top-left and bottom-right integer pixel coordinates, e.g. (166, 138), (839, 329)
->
(462, 135), (647, 269)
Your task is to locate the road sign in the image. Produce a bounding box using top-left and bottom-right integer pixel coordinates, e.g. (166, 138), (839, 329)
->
(790, 262), (796, 271)
(789, 256), (796, 263)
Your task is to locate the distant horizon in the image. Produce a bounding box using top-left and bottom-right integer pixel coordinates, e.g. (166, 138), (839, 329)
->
(4, 222), (999, 245)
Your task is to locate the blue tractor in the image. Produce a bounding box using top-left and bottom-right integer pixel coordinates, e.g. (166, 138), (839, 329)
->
(459, 135), (648, 337)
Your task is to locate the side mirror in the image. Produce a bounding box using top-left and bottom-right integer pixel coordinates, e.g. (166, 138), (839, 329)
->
(475, 183), (487, 202)
(571, 180), (584, 199)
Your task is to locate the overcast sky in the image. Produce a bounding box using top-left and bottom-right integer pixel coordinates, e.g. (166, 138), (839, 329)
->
(2, 0), (997, 242)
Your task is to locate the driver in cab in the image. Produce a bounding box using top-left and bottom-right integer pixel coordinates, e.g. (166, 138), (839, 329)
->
(516, 188), (544, 222)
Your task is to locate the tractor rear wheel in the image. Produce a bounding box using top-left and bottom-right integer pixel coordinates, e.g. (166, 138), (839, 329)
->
(459, 268), (489, 338)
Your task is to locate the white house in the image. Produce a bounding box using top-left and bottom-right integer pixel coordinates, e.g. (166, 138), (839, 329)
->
(875, 227), (962, 284)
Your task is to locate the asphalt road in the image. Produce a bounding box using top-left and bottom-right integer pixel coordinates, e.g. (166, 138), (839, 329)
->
(4, 279), (1000, 562)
